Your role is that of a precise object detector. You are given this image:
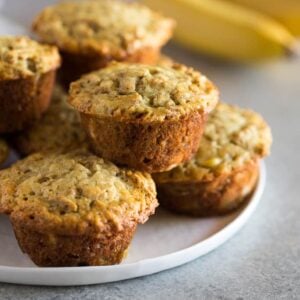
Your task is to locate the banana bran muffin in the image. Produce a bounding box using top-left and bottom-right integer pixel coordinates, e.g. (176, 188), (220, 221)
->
(153, 103), (272, 216)
(0, 139), (9, 166)
(32, 0), (175, 86)
(0, 36), (60, 133)
(12, 85), (87, 156)
(69, 62), (219, 173)
(0, 151), (158, 266)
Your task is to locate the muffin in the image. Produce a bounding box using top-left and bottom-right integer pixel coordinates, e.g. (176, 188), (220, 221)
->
(153, 103), (272, 216)
(69, 62), (219, 173)
(32, 0), (175, 86)
(0, 139), (9, 166)
(0, 36), (60, 133)
(12, 85), (87, 156)
(0, 151), (157, 267)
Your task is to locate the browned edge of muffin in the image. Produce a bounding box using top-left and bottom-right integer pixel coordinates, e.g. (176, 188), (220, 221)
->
(11, 214), (137, 267)
(154, 160), (259, 216)
(0, 70), (56, 133)
(0, 141), (9, 166)
(81, 110), (207, 173)
(59, 47), (161, 88)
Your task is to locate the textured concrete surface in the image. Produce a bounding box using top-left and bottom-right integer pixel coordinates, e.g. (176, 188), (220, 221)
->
(0, 45), (300, 299)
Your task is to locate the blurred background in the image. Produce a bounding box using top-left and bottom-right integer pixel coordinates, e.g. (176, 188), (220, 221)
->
(144, 0), (300, 62)
(1, 0), (299, 63)
(0, 0), (299, 296)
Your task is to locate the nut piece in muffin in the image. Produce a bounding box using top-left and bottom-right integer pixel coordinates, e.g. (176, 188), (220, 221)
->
(0, 139), (9, 166)
(69, 62), (219, 173)
(0, 151), (157, 267)
(153, 103), (272, 216)
(0, 36), (60, 133)
(12, 85), (87, 156)
(32, 0), (175, 86)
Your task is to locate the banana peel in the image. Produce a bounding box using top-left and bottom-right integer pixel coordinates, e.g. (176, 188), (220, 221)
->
(143, 0), (298, 62)
(226, 0), (300, 35)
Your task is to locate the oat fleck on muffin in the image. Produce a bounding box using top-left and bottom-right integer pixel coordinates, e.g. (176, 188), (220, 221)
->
(32, 0), (175, 86)
(69, 62), (219, 173)
(12, 85), (87, 156)
(0, 36), (60, 133)
(0, 151), (158, 266)
(153, 103), (272, 216)
(0, 139), (9, 166)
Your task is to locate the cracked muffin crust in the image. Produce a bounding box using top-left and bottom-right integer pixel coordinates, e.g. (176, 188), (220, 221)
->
(0, 36), (60, 133)
(32, 0), (174, 57)
(69, 62), (219, 172)
(153, 103), (272, 216)
(0, 139), (9, 166)
(33, 0), (175, 86)
(69, 62), (217, 122)
(12, 85), (87, 156)
(0, 151), (158, 266)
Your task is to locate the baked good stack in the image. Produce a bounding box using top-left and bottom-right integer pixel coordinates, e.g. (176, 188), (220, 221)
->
(0, 0), (272, 267)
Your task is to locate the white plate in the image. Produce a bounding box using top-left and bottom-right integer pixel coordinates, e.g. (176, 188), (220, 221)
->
(0, 159), (266, 286)
(0, 6), (266, 286)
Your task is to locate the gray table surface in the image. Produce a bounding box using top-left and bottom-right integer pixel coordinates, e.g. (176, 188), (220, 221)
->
(0, 44), (299, 300)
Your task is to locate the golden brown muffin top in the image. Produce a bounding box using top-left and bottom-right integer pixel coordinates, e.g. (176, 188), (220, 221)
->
(0, 151), (158, 235)
(0, 36), (60, 80)
(69, 63), (219, 122)
(154, 103), (272, 183)
(32, 0), (175, 57)
(13, 85), (87, 156)
(0, 139), (8, 165)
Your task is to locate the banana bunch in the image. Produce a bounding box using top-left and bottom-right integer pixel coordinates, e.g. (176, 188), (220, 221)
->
(227, 0), (300, 35)
(143, 0), (299, 62)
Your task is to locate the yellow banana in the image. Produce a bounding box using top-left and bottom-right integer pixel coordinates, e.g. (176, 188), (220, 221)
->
(226, 0), (300, 35)
(143, 0), (298, 62)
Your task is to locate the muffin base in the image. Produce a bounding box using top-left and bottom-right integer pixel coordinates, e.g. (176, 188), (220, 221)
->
(0, 140), (9, 166)
(0, 70), (56, 133)
(81, 111), (206, 173)
(59, 47), (160, 88)
(155, 160), (259, 216)
(11, 218), (137, 267)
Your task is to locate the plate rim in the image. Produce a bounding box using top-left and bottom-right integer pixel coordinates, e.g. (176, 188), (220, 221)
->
(0, 162), (266, 286)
